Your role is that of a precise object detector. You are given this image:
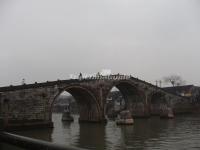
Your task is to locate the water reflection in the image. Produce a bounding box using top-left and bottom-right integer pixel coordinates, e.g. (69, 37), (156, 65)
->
(51, 114), (80, 146)
(4, 114), (200, 150)
(13, 128), (53, 142)
(118, 118), (176, 150)
(62, 121), (73, 129)
(77, 123), (106, 150)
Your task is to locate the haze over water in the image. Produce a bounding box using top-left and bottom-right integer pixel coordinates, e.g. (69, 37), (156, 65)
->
(2, 113), (200, 150)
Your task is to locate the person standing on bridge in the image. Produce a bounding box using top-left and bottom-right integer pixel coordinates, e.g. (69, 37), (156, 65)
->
(79, 73), (83, 80)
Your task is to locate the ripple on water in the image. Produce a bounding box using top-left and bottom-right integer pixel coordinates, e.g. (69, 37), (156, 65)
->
(9, 114), (200, 150)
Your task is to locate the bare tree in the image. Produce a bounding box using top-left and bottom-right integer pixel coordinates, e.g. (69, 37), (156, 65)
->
(163, 75), (186, 87)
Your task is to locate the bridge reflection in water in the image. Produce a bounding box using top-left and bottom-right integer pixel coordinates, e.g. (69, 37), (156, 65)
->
(2, 113), (200, 150)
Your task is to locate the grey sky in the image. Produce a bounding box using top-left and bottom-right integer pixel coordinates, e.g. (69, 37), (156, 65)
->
(0, 0), (200, 86)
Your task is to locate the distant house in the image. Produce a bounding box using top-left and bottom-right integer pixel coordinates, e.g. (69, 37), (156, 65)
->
(163, 85), (200, 103)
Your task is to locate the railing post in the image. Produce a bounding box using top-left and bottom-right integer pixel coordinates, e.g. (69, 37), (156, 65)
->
(0, 117), (3, 150)
(0, 132), (88, 150)
(0, 117), (3, 131)
(0, 93), (4, 131)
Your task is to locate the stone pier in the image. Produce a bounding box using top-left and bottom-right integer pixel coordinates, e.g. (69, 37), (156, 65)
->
(0, 75), (192, 129)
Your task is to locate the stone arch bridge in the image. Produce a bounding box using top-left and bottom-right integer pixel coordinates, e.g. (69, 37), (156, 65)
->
(0, 75), (190, 129)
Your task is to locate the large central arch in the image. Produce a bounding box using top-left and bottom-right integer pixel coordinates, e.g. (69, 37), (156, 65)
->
(105, 81), (149, 118)
(51, 85), (102, 122)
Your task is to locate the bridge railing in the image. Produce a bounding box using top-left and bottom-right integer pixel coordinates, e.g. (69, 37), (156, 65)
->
(0, 132), (87, 150)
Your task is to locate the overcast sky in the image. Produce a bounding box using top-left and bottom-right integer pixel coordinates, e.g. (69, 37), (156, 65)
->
(0, 0), (200, 86)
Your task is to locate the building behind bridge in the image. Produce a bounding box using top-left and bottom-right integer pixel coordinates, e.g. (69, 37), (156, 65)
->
(163, 85), (200, 103)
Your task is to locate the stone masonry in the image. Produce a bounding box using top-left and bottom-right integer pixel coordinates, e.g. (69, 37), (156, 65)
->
(0, 75), (192, 130)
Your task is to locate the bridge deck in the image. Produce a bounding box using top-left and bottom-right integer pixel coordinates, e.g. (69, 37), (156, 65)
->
(0, 76), (185, 99)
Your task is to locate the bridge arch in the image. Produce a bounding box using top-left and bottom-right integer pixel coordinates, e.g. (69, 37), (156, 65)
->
(105, 81), (149, 118)
(51, 85), (102, 122)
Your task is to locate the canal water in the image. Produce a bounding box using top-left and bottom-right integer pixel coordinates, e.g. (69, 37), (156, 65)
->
(3, 113), (200, 150)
